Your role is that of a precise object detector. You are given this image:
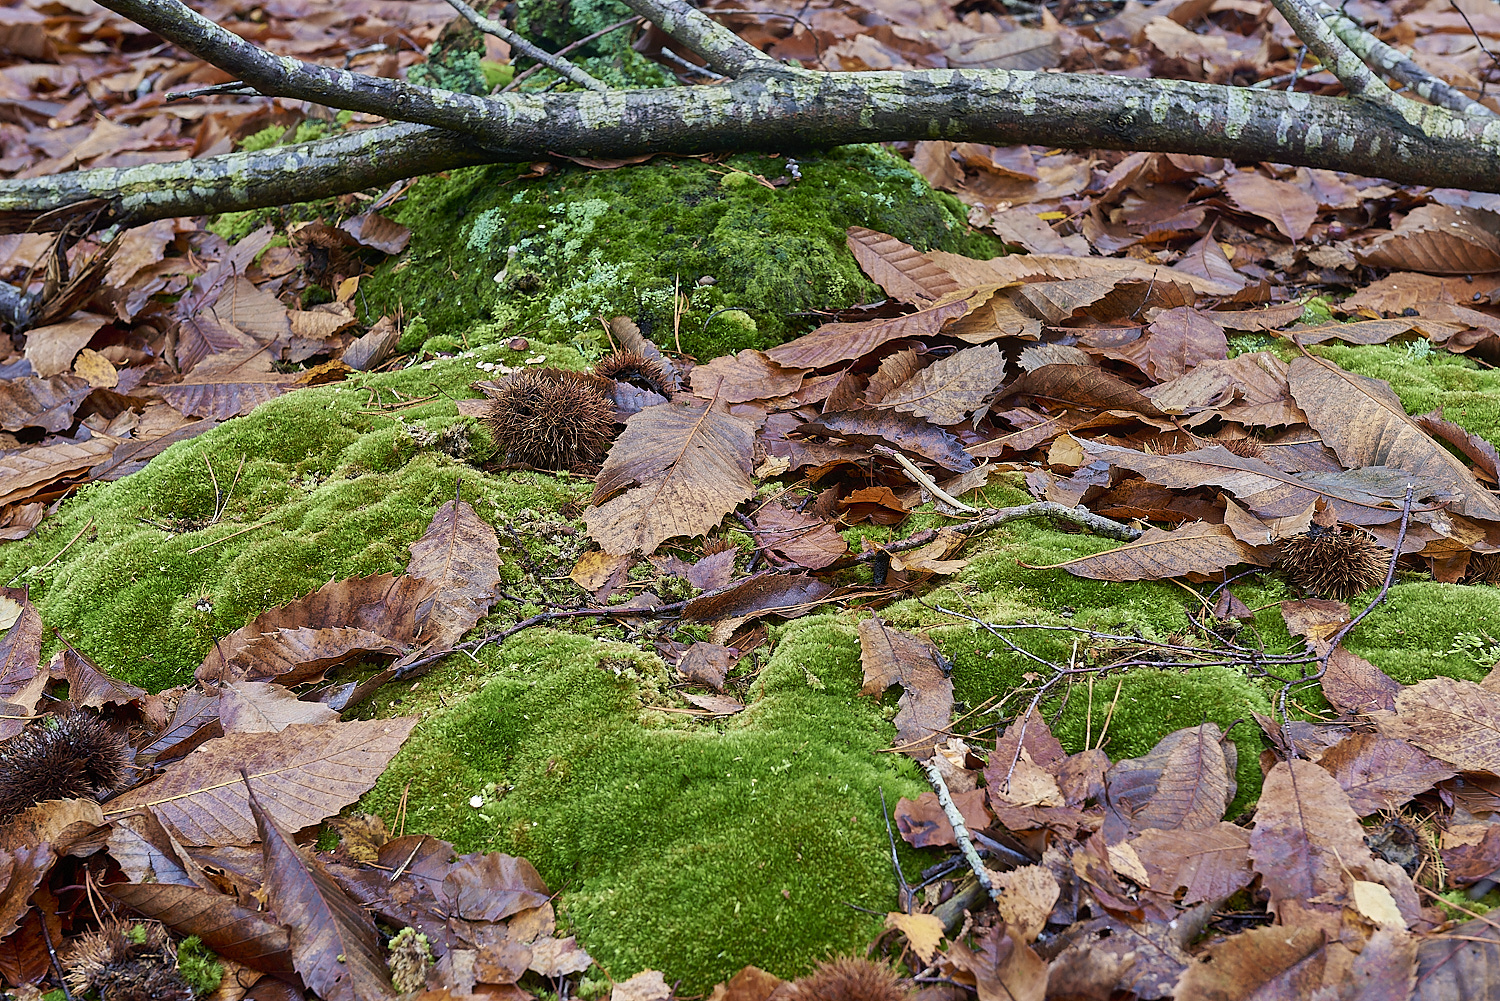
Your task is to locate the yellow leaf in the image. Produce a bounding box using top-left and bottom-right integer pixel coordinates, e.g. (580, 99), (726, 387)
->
(884, 911), (944, 963)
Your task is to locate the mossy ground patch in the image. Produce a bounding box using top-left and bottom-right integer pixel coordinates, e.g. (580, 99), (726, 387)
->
(11, 159), (1500, 988)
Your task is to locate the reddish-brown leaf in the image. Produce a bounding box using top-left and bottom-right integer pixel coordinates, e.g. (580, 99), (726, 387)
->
(846, 226), (963, 304)
(1318, 732), (1455, 816)
(103, 718), (418, 846)
(857, 616), (954, 759)
(1378, 676), (1500, 773)
(689, 349), (806, 404)
(248, 779), (395, 1000)
(404, 499), (501, 651)
(104, 881), (295, 975)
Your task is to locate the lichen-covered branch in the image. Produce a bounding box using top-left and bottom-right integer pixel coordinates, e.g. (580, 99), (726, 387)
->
(615, 0), (775, 78)
(12, 0), (1500, 232)
(441, 0), (607, 92)
(1312, 0), (1493, 118)
(0, 123), (490, 233)
(1267, 0), (1395, 105)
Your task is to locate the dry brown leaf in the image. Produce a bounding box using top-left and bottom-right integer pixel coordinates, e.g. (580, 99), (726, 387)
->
(765, 295), (975, 369)
(1318, 732), (1455, 816)
(104, 881), (295, 975)
(103, 718), (418, 846)
(751, 500), (847, 569)
(884, 912), (945, 964)
(224, 626), (401, 687)
(677, 641), (732, 690)
(1102, 723), (1235, 840)
(928, 248), (1243, 296)
(23, 313), (109, 378)
(612, 970), (671, 1001)
(587, 398), (757, 556)
(54, 646), (146, 709)
(528, 936), (594, 977)
(1378, 676), (1500, 773)
(1250, 759), (1399, 917)
(1223, 169), (1319, 241)
(156, 346), (294, 419)
(1078, 439), (1431, 526)
(248, 780), (396, 1000)
(1288, 354), (1500, 521)
(0, 374), (92, 433)
(1035, 521), (1270, 582)
(197, 574), (436, 686)
(219, 681), (341, 733)
(875, 343), (1007, 424)
(858, 616), (954, 759)
(340, 211), (411, 255)
(847, 226), (963, 303)
(989, 864), (1060, 942)
(1130, 822), (1254, 906)
(682, 572), (833, 624)
(798, 410), (975, 473)
(404, 499), (501, 650)
(1357, 204), (1500, 273)
(1171, 923), (1327, 1000)
(1008, 364), (1166, 418)
(689, 349), (806, 403)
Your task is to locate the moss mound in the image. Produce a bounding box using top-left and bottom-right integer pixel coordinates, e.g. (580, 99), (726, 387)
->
(359, 146), (1004, 360)
(361, 622), (924, 987)
(13, 166), (1500, 991)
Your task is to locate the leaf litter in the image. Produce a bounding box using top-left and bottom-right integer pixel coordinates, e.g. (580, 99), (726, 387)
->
(10, 0), (1500, 995)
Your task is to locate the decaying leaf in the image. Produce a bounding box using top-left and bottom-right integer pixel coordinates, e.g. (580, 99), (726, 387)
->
(104, 719), (417, 845)
(858, 616), (954, 758)
(404, 499), (501, 650)
(587, 397), (757, 556)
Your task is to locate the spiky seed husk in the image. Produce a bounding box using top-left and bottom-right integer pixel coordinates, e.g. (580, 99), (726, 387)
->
(1217, 434), (1263, 458)
(785, 957), (909, 1001)
(66, 922), (194, 1001)
(594, 349), (670, 396)
(1278, 527), (1389, 600)
(0, 711), (130, 822)
(1466, 553), (1500, 585)
(481, 368), (616, 469)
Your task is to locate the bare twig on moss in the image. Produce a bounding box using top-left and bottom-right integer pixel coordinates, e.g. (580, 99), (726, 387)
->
(921, 757), (999, 903)
(877, 446), (980, 515)
(391, 598), (689, 679)
(441, 0), (608, 92)
(854, 501), (1140, 574)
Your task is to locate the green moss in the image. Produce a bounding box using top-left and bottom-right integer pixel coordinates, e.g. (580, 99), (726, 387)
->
(362, 621), (924, 991)
(511, 0), (673, 89)
(176, 936), (223, 996)
(360, 146), (1005, 359)
(0, 344), (592, 690)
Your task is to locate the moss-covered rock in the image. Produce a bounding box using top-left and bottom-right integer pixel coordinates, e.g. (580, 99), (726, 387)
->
(359, 146), (1004, 360)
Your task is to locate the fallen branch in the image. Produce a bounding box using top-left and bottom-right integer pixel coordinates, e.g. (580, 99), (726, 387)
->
(921, 756), (1000, 903)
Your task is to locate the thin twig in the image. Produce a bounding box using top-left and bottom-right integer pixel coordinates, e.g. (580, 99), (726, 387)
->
(880, 787), (913, 912)
(502, 15), (641, 92)
(877, 446), (979, 514)
(442, 0), (608, 91)
(9, 518), (93, 585)
(921, 757), (999, 902)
